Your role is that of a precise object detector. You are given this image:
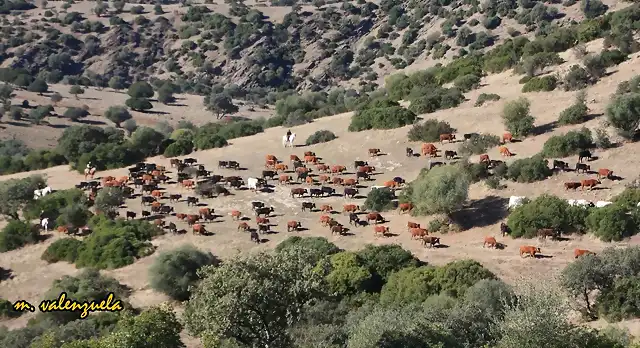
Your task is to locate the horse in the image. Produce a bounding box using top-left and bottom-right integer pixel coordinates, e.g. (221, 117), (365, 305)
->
(41, 218), (49, 232)
(288, 133), (296, 147)
(84, 167), (96, 179)
(282, 133), (296, 148)
(34, 186), (52, 200)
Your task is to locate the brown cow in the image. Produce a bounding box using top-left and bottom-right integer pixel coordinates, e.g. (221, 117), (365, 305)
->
(564, 182), (581, 190)
(369, 148), (381, 156)
(331, 224), (344, 235)
(358, 165), (375, 173)
(296, 167), (309, 174)
(151, 170), (161, 177)
(581, 179), (601, 190)
(176, 213), (187, 220)
(304, 155), (317, 163)
(290, 155), (300, 162)
(597, 168), (613, 180)
(407, 221), (420, 231)
(410, 228), (428, 239)
(499, 146), (513, 157)
(186, 215), (199, 226)
(316, 164), (329, 172)
(502, 132), (513, 143)
(237, 222), (250, 232)
(151, 190), (163, 198)
(479, 154), (490, 163)
(304, 151), (315, 157)
(256, 217), (270, 225)
(331, 165), (346, 173)
(439, 133), (455, 144)
(119, 176), (129, 183)
(332, 177), (344, 185)
(344, 178), (357, 186)
(154, 218), (164, 227)
(151, 201), (161, 208)
(265, 160), (276, 168)
(287, 221), (301, 232)
(319, 215), (332, 226)
(306, 176), (315, 185)
(230, 210), (242, 220)
(275, 163), (288, 172)
(57, 226), (69, 234)
(519, 245), (541, 258)
(182, 180), (194, 188)
(199, 207), (211, 217)
(367, 212), (384, 224)
(374, 225), (389, 237)
(483, 236), (497, 248)
(383, 180), (398, 189)
(537, 228), (558, 240)
(192, 224), (205, 235)
(574, 248), (595, 258)
(102, 176), (115, 183)
(279, 175), (292, 184)
(343, 204), (359, 213)
(422, 236), (441, 248)
(399, 203), (413, 214)
(321, 205), (333, 213)
(318, 175), (330, 183)
(266, 154), (277, 161)
(291, 188), (306, 197)
(421, 143), (438, 157)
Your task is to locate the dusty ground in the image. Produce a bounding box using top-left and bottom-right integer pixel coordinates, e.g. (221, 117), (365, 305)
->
(1, 41), (640, 344)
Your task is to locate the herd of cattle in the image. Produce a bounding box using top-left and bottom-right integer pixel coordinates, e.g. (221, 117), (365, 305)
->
(52, 131), (629, 260)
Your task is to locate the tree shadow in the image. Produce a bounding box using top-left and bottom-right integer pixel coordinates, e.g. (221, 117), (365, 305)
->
(48, 123), (70, 129)
(531, 121), (558, 135)
(78, 119), (107, 126)
(140, 110), (170, 115)
(451, 195), (509, 230)
(0, 267), (13, 281)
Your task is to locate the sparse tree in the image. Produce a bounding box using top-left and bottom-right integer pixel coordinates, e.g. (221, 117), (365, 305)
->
(94, 187), (124, 214)
(125, 98), (153, 112)
(127, 81), (154, 99)
(122, 119), (137, 136)
(113, 0), (125, 13)
(502, 97), (535, 137)
(104, 105), (132, 127)
(108, 76), (126, 91)
(606, 92), (640, 140)
(403, 164), (470, 216)
(154, 4), (163, 14)
(0, 84), (13, 102)
(28, 78), (49, 96)
(50, 92), (63, 105)
(69, 85), (85, 100)
(93, 0), (108, 17)
(205, 93), (238, 119)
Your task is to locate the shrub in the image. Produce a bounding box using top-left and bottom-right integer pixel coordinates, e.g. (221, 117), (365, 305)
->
(522, 76), (557, 92)
(606, 92), (640, 140)
(563, 65), (591, 91)
(0, 220), (40, 252)
(506, 155), (552, 183)
(403, 165), (470, 216)
(501, 97), (535, 137)
(355, 244), (421, 289)
(163, 139), (194, 157)
(475, 93), (500, 106)
(462, 162), (490, 183)
(217, 121), (264, 140)
(149, 244), (219, 301)
(407, 120), (456, 142)
(319, 251), (375, 297)
(305, 130), (337, 145)
(125, 97), (153, 111)
(453, 74), (481, 92)
(127, 81), (154, 98)
(507, 194), (590, 238)
(458, 133), (501, 155)
(104, 106), (132, 127)
(594, 127), (613, 149)
(94, 187), (125, 214)
(0, 298), (22, 318)
(597, 276), (640, 321)
(349, 106), (416, 132)
(408, 87), (465, 114)
(363, 188), (395, 212)
(63, 107), (89, 121)
(558, 91), (589, 125)
(580, 0), (607, 19)
(541, 127), (593, 157)
(41, 238), (83, 263)
(586, 204), (636, 241)
(612, 188), (640, 211)
(485, 176), (501, 189)
(275, 236), (340, 264)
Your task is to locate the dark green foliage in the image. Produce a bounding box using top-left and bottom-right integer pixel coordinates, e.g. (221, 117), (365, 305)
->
(507, 194), (590, 238)
(563, 65), (592, 91)
(356, 244), (422, 289)
(41, 238), (83, 263)
(27, 78), (48, 94)
(275, 236), (340, 265)
(104, 106), (132, 127)
(205, 93), (239, 119)
(596, 276), (640, 320)
(319, 251), (375, 297)
(57, 125), (124, 163)
(475, 93), (501, 106)
(606, 92), (640, 139)
(402, 165), (470, 216)
(0, 298), (22, 318)
(558, 91), (589, 125)
(541, 127), (593, 157)
(581, 0), (608, 19)
(349, 106), (416, 132)
(63, 107), (89, 121)
(501, 97), (535, 137)
(305, 130), (337, 145)
(28, 105), (53, 124)
(461, 162), (490, 183)
(127, 81), (154, 99)
(408, 87), (465, 114)
(506, 155), (552, 183)
(458, 133), (501, 155)
(0, 175), (46, 220)
(23, 188), (86, 222)
(363, 188), (395, 212)
(453, 74), (481, 92)
(407, 120), (456, 142)
(522, 75), (557, 92)
(586, 204), (637, 241)
(0, 220), (40, 252)
(125, 97), (153, 111)
(612, 188), (640, 210)
(193, 125), (229, 150)
(149, 244), (219, 301)
(163, 139), (194, 157)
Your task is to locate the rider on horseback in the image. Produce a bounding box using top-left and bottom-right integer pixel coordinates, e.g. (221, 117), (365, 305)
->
(286, 129), (292, 143)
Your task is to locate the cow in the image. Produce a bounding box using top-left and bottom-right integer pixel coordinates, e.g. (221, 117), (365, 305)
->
(265, 160), (276, 169)
(141, 210), (151, 218)
(553, 160), (569, 171)
(331, 224), (344, 235)
(154, 218), (165, 227)
(519, 246), (541, 258)
(126, 211), (136, 220)
(367, 212), (384, 224)
(151, 190), (163, 198)
(184, 158), (198, 166)
(287, 221), (302, 232)
(597, 168), (613, 180)
(182, 180), (195, 188)
(250, 231), (261, 243)
(399, 203), (413, 214)
(304, 155), (318, 163)
(369, 148), (381, 156)
(251, 201), (265, 211)
(262, 170), (277, 180)
(411, 228), (428, 239)
(354, 161), (368, 170)
(319, 215), (332, 226)
(306, 176), (315, 185)
(421, 143), (438, 157)
(316, 164), (329, 172)
(574, 249), (595, 258)
(141, 196), (156, 205)
(255, 207), (274, 217)
(231, 210), (242, 220)
(192, 224), (205, 235)
(159, 205), (174, 214)
(186, 215), (199, 226)
(343, 204), (359, 213)
(309, 188), (323, 197)
(595, 201), (612, 208)
(578, 150), (592, 163)
(331, 165), (347, 174)
(344, 188), (358, 198)
(564, 182), (581, 190)
(575, 163), (590, 173)
(275, 163), (288, 172)
(258, 224), (270, 234)
(439, 133), (455, 144)
(301, 202), (316, 212)
(320, 205), (333, 213)
(297, 172), (309, 182)
(407, 222), (420, 231)
(581, 179), (601, 190)
(349, 213), (360, 226)
(508, 196), (526, 209)
(358, 165), (375, 173)
(406, 148), (414, 157)
(167, 222), (177, 234)
(500, 222), (510, 237)
(479, 154), (490, 163)
(444, 150), (457, 159)
(256, 217), (270, 225)
(176, 213), (187, 220)
(265, 154), (277, 162)
(238, 222), (250, 232)
(356, 172), (370, 181)
(502, 132), (513, 143)
(374, 225), (389, 237)
(332, 177), (344, 185)
(247, 177), (264, 191)
(226, 161), (241, 169)
(483, 236), (497, 248)
(290, 155), (300, 162)
(383, 180), (398, 189)
(169, 194), (181, 202)
(422, 236), (441, 248)
(187, 196), (199, 206)
(499, 146), (513, 157)
(291, 188), (307, 198)
(199, 207), (212, 217)
(304, 151), (316, 157)
(321, 186), (335, 196)
(537, 228), (558, 241)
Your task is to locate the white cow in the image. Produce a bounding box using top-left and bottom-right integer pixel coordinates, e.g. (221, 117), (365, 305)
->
(508, 196), (526, 209)
(40, 218), (49, 232)
(247, 177), (260, 191)
(595, 201), (613, 208)
(370, 185), (387, 190)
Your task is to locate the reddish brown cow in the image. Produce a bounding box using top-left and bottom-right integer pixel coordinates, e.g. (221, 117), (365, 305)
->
(331, 165), (346, 173)
(57, 226), (69, 234)
(581, 179), (601, 190)
(182, 180), (194, 188)
(265, 160), (276, 168)
(374, 225), (389, 237)
(421, 143), (437, 157)
(321, 205), (333, 213)
(192, 224), (205, 235)
(422, 236), (441, 248)
(319, 215), (332, 226)
(344, 178), (357, 186)
(574, 248), (595, 258)
(306, 176), (315, 185)
(358, 165), (375, 173)
(119, 176), (129, 183)
(316, 164), (329, 172)
(331, 224), (344, 235)
(279, 175), (292, 184)
(407, 221), (420, 231)
(151, 170), (161, 177)
(483, 236), (497, 248)
(287, 221), (301, 232)
(151, 201), (162, 208)
(367, 212), (383, 224)
(151, 190), (163, 198)
(499, 146), (513, 157)
(265, 154), (277, 161)
(479, 154), (490, 163)
(343, 204), (359, 213)
(399, 203), (414, 214)
(256, 217), (270, 225)
(304, 151), (315, 157)
(176, 213), (187, 220)
(318, 175), (330, 183)
(597, 168), (613, 180)
(384, 180), (398, 188)
(564, 182), (581, 190)
(304, 155), (317, 163)
(439, 133), (455, 144)
(199, 207), (211, 217)
(332, 177), (344, 185)
(154, 219), (164, 227)
(502, 132), (513, 143)
(296, 167), (309, 174)
(237, 222), (250, 232)
(410, 228), (428, 239)
(290, 155), (300, 162)
(186, 215), (199, 226)
(275, 163), (288, 172)
(520, 245), (541, 258)
(230, 210), (242, 220)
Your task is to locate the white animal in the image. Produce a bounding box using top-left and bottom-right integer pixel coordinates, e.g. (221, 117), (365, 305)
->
(282, 135), (289, 147)
(40, 218), (49, 232)
(568, 199), (591, 207)
(595, 201), (613, 208)
(637, 202), (640, 207)
(42, 186), (52, 195)
(370, 185), (387, 190)
(247, 177), (260, 191)
(567, 199), (577, 206)
(288, 133), (296, 147)
(508, 196), (526, 209)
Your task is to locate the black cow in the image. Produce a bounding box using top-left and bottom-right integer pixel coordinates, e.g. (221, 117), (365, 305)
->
(406, 148), (414, 157)
(145, 163), (157, 172)
(262, 170), (277, 180)
(252, 201), (266, 211)
(297, 172), (308, 182)
(169, 194), (182, 202)
(228, 161), (240, 169)
(354, 161), (368, 170)
(256, 207), (274, 217)
(213, 185), (230, 196)
(229, 180), (243, 189)
(184, 158), (198, 166)
(349, 213), (360, 226)
(356, 172), (370, 181)
(167, 222), (177, 234)
(444, 150), (457, 159)
(578, 150), (592, 163)
(344, 188), (358, 198)
(301, 202), (316, 212)
(309, 188), (323, 197)
(500, 222), (511, 237)
(553, 160), (569, 171)
(159, 205), (174, 214)
(141, 196), (156, 205)
(393, 177), (405, 184)
(187, 196), (199, 206)
(218, 161), (229, 169)
(141, 210), (151, 218)
(575, 163), (590, 173)
(132, 178), (144, 187)
(141, 184), (156, 193)
(126, 211), (136, 220)
(258, 224), (269, 234)
(207, 175), (223, 184)
(157, 175), (169, 183)
(196, 170), (210, 178)
(251, 231), (261, 243)
(463, 133), (479, 141)
(321, 186), (335, 196)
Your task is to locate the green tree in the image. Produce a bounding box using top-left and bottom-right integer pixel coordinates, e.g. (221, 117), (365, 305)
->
(157, 86), (175, 105)
(205, 93), (238, 119)
(122, 119), (137, 136)
(379, 266), (439, 305)
(184, 248), (325, 348)
(93, 0), (107, 17)
(606, 92), (640, 139)
(561, 253), (608, 319)
(586, 204), (636, 241)
(125, 98), (152, 112)
(0, 220), (40, 252)
(275, 236), (340, 265)
(104, 106), (132, 127)
(29, 105), (53, 124)
(28, 78), (49, 95)
(94, 187), (124, 214)
(98, 305), (185, 348)
(108, 76), (126, 91)
(127, 81), (154, 99)
(403, 165), (470, 216)
(363, 188), (395, 212)
(130, 127), (165, 157)
(69, 85), (85, 100)
(50, 92), (63, 105)
(502, 97), (535, 137)
(0, 175), (45, 219)
(318, 251), (373, 297)
(63, 107), (90, 122)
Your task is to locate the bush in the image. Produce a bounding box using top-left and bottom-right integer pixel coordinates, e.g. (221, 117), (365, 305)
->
(453, 74), (481, 92)
(163, 139), (194, 157)
(606, 93), (640, 140)
(363, 188), (395, 212)
(501, 97), (535, 137)
(475, 93), (500, 106)
(149, 244), (219, 301)
(402, 165), (470, 216)
(507, 194), (590, 238)
(104, 106), (132, 127)
(558, 91), (589, 125)
(319, 251), (375, 297)
(408, 87), (465, 114)
(349, 106), (416, 132)
(563, 65), (591, 91)
(506, 155), (552, 183)
(407, 120), (456, 142)
(462, 162), (490, 183)
(541, 127), (593, 157)
(581, 0), (607, 19)
(355, 244), (421, 289)
(127, 81), (154, 98)
(94, 187), (124, 213)
(217, 121), (264, 140)
(0, 220), (40, 252)
(63, 107), (89, 121)
(522, 76), (557, 92)
(597, 276), (640, 321)
(458, 133), (501, 155)
(594, 127), (613, 149)
(586, 204), (636, 242)
(612, 188), (640, 211)
(0, 298), (22, 318)
(305, 130), (337, 145)
(125, 97), (153, 111)
(41, 238), (83, 263)
(275, 236), (341, 264)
